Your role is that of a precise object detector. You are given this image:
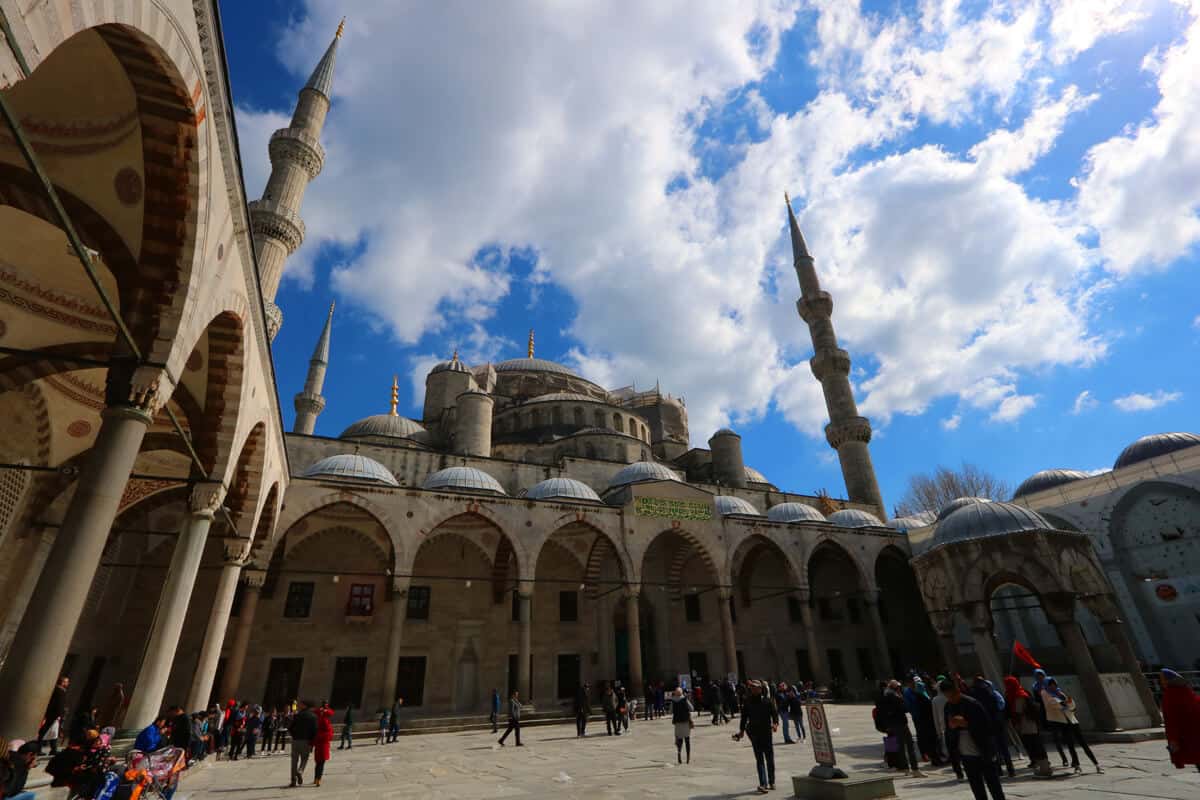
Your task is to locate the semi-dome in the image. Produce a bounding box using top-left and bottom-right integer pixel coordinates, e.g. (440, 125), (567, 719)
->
(933, 500), (1054, 547)
(494, 357), (580, 378)
(828, 508), (883, 528)
(935, 496), (992, 522)
(340, 414), (427, 442)
(1012, 469), (1091, 499)
(525, 477), (601, 503)
(767, 502), (826, 523)
(300, 454), (399, 486)
(1114, 432), (1200, 470)
(607, 461), (682, 489)
(714, 495), (762, 516)
(422, 466), (506, 495)
(744, 466), (771, 484)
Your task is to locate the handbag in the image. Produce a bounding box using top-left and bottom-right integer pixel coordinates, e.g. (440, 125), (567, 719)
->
(884, 734), (899, 753)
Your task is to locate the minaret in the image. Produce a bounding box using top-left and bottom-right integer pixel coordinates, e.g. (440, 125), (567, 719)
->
(527, 328), (535, 358)
(293, 302), (334, 434)
(250, 19), (344, 339)
(786, 194), (885, 517)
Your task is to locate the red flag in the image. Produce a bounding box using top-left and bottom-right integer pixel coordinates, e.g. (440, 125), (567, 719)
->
(1012, 640), (1041, 670)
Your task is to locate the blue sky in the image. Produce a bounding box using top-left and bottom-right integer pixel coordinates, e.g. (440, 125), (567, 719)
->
(221, 0), (1199, 510)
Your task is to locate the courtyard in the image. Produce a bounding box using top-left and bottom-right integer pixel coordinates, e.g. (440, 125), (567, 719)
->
(169, 705), (1193, 800)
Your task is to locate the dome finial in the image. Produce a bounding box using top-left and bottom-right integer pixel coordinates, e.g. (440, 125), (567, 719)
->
(336, 17), (346, 38)
(389, 375), (399, 416)
(527, 328), (535, 358)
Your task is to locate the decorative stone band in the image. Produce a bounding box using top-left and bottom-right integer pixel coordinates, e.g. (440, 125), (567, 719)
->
(104, 361), (169, 418)
(633, 496), (713, 521)
(241, 568), (267, 589)
(809, 347), (851, 381)
(264, 301), (283, 341)
(268, 127), (325, 179)
(294, 391), (326, 416)
(825, 416), (873, 449)
(248, 200), (306, 254)
(796, 291), (833, 324)
(189, 481), (226, 518)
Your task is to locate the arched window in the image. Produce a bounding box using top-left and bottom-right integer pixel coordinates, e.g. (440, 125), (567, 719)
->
(574, 407), (584, 426)
(594, 410), (605, 428)
(552, 407), (563, 426)
(612, 413), (624, 433)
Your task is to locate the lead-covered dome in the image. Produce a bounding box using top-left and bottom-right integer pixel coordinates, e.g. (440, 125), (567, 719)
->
(301, 454), (399, 486)
(494, 357), (580, 378)
(340, 414), (427, 442)
(714, 495), (762, 516)
(525, 477), (601, 503)
(528, 391), (601, 403)
(422, 466), (506, 495)
(933, 500), (1054, 547)
(767, 502), (826, 523)
(1012, 469), (1090, 499)
(1114, 432), (1200, 470)
(887, 511), (937, 533)
(607, 461), (682, 489)
(828, 508), (883, 528)
(936, 496), (992, 522)
(431, 355), (471, 374)
(744, 466), (770, 484)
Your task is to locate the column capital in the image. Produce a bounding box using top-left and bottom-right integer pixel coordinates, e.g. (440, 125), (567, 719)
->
(241, 569), (267, 589)
(927, 609), (958, 637)
(390, 576), (410, 595)
(624, 583), (641, 599)
(1041, 592), (1078, 625)
(716, 586), (733, 601)
(961, 601), (992, 631)
(104, 360), (169, 418)
(221, 539), (250, 564)
(516, 580), (534, 599)
(793, 586), (812, 603)
(189, 481), (226, 519)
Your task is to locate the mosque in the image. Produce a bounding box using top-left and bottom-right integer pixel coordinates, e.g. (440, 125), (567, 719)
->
(0, 3), (1190, 742)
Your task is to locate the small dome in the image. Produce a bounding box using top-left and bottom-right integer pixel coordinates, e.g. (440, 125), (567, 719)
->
(886, 512), (936, 534)
(525, 477), (601, 503)
(1114, 432), (1200, 470)
(767, 502), (826, 523)
(933, 501), (1054, 547)
(1012, 469), (1091, 499)
(714, 495), (762, 516)
(431, 356), (471, 374)
(607, 461), (682, 489)
(301, 454), (399, 486)
(527, 392), (602, 403)
(494, 357), (580, 378)
(422, 466), (506, 495)
(744, 466), (771, 484)
(340, 414), (427, 442)
(935, 496), (993, 522)
(828, 508), (884, 528)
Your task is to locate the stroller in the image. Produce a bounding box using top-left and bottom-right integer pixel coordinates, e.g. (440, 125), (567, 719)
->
(94, 747), (187, 800)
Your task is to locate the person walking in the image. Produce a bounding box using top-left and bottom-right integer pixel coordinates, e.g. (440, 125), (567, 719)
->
(1040, 678), (1100, 774)
(37, 676), (69, 755)
(490, 689), (501, 734)
(244, 707), (262, 758)
(733, 680), (779, 794)
(616, 685), (630, 733)
(312, 705), (334, 787)
(876, 679), (924, 777)
(275, 707), (291, 752)
(387, 698), (403, 743)
(338, 704), (354, 750)
(1160, 668), (1200, 772)
(574, 683), (591, 738)
(1003, 676), (1051, 777)
(287, 700), (318, 788)
(498, 690), (522, 747)
(969, 677), (1013, 777)
(602, 684), (620, 736)
(932, 677), (962, 780)
(710, 680), (724, 725)
(228, 704), (247, 760)
(262, 710), (277, 757)
(777, 683), (795, 744)
(786, 687), (806, 742)
(669, 688), (694, 764)
(941, 680), (1005, 800)
(375, 707), (388, 745)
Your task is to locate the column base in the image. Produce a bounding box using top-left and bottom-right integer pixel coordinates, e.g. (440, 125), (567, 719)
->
(793, 773), (895, 800)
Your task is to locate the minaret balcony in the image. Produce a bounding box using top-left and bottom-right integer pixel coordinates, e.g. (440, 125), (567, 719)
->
(248, 199), (306, 254)
(269, 126), (326, 178)
(825, 416), (873, 448)
(809, 347), (851, 380)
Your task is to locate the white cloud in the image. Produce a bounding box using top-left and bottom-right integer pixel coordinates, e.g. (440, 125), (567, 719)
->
(1071, 389), (1098, 414)
(1113, 390), (1183, 412)
(1192, 314), (1200, 328)
(1048, 0), (1152, 64)
(941, 415), (961, 431)
(992, 393), (1038, 422)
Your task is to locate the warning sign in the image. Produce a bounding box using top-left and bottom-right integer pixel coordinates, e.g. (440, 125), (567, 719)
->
(807, 701), (836, 766)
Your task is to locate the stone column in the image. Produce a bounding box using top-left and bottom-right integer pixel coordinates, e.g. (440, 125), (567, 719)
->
(382, 580), (409, 706)
(970, 627), (1005, 686)
(217, 569), (266, 701)
(929, 610), (960, 674)
(1043, 593), (1119, 730)
(187, 544), (246, 711)
(797, 590), (831, 685)
(516, 584), (532, 701)
(865, 591), (893, 679)
(123, 483), (225, 731)
(625, 588), (644, 698)
(0, 364), (162, 739)
(1102, 619), (1161, 726)
(717, 589), (738, 679)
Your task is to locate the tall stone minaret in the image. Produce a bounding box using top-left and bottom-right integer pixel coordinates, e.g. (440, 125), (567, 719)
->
(293, 302), (334, 434)
(786, 195), (886, 517)
(250, 20), (343, 340)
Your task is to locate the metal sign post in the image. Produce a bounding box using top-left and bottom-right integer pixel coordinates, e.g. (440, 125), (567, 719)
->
(805, 701), (846, 779)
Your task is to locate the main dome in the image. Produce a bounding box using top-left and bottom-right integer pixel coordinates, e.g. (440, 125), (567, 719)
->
(527, 392), (601, 403)
(828, 508), (883, 528)
(300, 454), (399, 486)
(1012, 469), (1091, 499)
(1114, 432), (1200, 470)
(525, 477), (601, 503)
(422, 466), (506, 495)
(340, 414), (427, 442)
(933, 500), (1054, 547)
(767, 502), (826, 523)
(607, 461), (682, 489)
(714, 495), (761, 516)
(493, 357), (580, 378)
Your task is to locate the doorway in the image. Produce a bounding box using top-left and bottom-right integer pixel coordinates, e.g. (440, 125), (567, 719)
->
(395, 656), (426, 707)
(263, 657), (304, 709)
(557, 654), (581, 700)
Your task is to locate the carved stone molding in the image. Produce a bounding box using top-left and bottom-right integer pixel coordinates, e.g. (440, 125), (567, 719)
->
(241, 569), (267, 589)
(189, 481), (226, 518)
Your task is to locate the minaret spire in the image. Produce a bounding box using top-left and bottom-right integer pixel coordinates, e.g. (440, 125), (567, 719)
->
(250, 24), (343, 339)
(786, 196), (885, 517)
(527, 328), (535, 358)
(293, 302), (334, 434)
(389, 375), (399, 416)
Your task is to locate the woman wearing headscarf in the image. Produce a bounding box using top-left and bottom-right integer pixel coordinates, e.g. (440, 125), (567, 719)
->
(669, 688), (694, 764)
(1039, 678), (1100, 774)
(1004, 676), (1051, 777)
(1160, 669), (1200, 772)
(312, 704), (335, 787)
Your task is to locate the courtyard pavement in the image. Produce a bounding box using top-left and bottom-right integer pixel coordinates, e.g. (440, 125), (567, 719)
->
(172, 705), (1196, 800)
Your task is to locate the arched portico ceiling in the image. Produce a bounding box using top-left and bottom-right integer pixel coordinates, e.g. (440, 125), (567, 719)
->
(263, 490), (402, 570)
(807, 536), (872, 592)
(729, 532), (805, 607)
(281, 501), (394, 563)
(640, 527), (721, 597)
(410, 511), (523, 603)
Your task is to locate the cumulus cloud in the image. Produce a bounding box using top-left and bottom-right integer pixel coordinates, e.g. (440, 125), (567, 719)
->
(1071, 389), (1098, 414)
(941, 415), (962, 431)
(1113, 390), (1183, 412)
